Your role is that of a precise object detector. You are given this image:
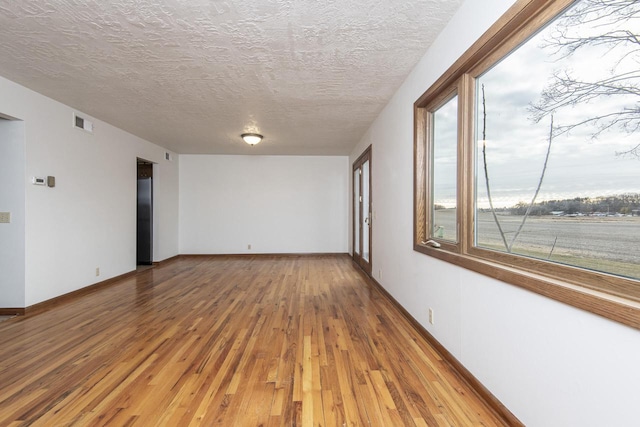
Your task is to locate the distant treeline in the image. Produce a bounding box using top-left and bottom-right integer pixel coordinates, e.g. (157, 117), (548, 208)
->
(502, 193), (640, 216)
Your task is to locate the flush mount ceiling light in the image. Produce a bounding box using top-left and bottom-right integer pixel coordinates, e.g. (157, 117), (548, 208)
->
(241, 133), (263, 146)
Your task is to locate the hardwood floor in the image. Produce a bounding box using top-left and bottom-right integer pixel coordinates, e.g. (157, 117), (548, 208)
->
(0, 255), (508, 426)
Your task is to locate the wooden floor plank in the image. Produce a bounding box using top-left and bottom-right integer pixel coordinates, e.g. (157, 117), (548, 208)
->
(0, 255), (510, 426)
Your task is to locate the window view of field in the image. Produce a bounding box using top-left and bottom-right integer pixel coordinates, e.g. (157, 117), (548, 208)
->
(432, 95), (458, 242)
(468, 0), (640, 281)
(434, 202), (640, 280)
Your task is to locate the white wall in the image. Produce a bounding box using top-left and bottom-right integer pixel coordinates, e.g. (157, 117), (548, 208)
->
(0, 76), (180, 307)
(152, 160), (180, 262)
(0, 119), (26, 307)
(180, 155), (348, 254)
(349, 0), (640, 426)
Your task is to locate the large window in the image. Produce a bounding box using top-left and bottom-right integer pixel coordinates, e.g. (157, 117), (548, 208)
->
(414, 0), (640, 328)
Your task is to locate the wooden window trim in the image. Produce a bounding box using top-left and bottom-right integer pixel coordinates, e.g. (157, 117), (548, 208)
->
(413, 0), (640, 329)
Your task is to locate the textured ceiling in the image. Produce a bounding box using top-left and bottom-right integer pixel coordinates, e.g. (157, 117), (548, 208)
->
(0, 0), (463, 155)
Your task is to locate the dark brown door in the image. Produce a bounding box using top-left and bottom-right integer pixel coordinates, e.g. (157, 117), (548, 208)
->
(353, 146), (372, 275)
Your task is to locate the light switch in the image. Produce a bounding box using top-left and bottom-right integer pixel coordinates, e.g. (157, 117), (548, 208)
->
(0, 212), (10, 223)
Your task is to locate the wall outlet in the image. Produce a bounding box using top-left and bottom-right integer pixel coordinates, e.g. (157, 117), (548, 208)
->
(0, 212), (10, 223)
(96, 267), (100, 277)
(378, 269), (382, 279)
(247, 244), (252, 250)
(429, 308), (434, 325)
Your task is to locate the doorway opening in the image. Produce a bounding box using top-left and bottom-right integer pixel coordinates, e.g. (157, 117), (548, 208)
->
(0, 114), (26, 313)
(352, 146), (372, 275)
(137, 159), (153, 266)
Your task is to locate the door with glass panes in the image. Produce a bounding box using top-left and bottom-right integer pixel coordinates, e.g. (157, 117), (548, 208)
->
(353, 147), (372, 275)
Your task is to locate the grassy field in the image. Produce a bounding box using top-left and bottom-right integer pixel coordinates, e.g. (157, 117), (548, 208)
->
(433, 210), (640, 280)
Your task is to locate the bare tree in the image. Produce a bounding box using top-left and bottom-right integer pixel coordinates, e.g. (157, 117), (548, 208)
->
(529, 0), (640, 157)
(482, 84), (555, 253)
(480, 84), (509, 251)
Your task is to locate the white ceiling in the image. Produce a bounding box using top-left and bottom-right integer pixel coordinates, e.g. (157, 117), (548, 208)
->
(0, 0), (463, 155)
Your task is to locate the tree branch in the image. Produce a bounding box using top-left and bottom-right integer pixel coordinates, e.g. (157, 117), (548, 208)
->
(508, 116), (555, 252)
(481, 84), (510, 251)
(531, 0), (640, 157)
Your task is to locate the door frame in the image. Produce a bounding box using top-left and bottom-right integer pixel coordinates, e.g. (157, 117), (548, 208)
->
(352, 145), (372, 275)
(136, 158), (155, 265)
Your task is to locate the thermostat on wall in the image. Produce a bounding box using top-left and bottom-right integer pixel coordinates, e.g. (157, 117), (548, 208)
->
(32, 177), (46, 185)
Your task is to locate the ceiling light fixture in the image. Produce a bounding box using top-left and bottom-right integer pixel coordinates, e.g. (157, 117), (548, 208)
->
(241, 133), (263, 146)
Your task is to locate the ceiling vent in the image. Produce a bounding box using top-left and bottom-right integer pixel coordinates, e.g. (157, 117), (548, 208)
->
(73, 113), (93, 133)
